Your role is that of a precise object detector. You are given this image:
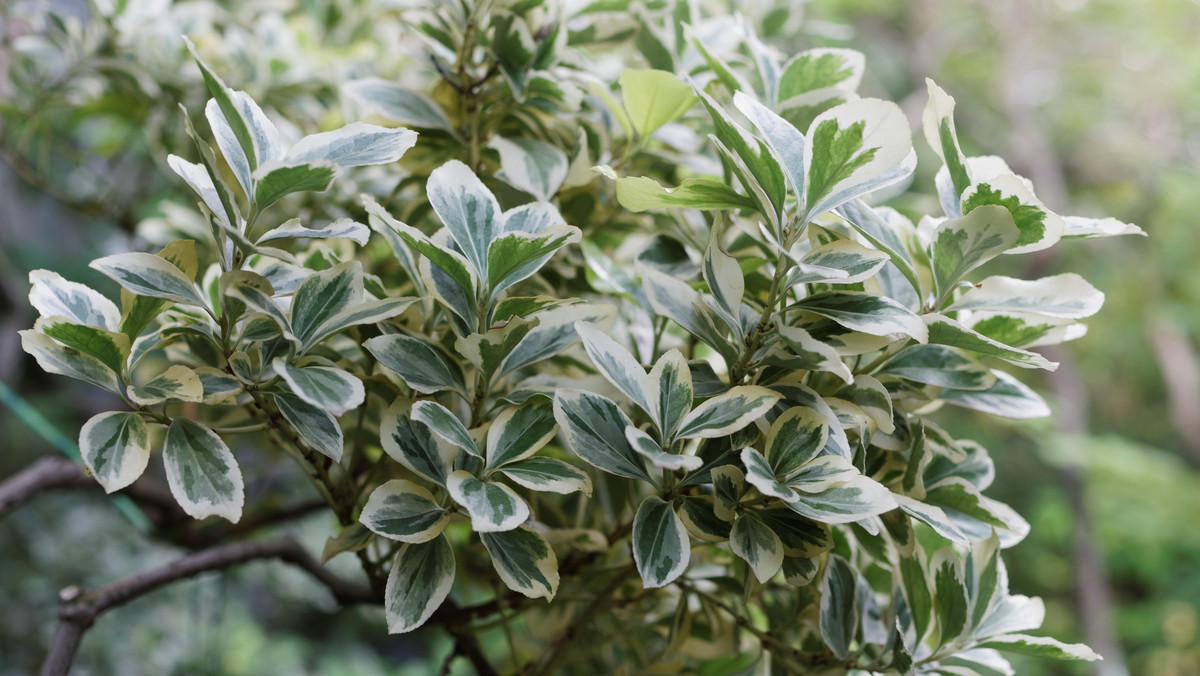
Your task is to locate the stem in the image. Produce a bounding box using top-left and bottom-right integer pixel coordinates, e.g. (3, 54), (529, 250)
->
(529, 565), (639, 675)
(729, 250), (790, 385)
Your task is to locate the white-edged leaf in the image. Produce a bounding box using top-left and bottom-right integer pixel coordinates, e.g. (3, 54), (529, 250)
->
(365, 333), (467, 396)
(273, 360), (364, 417)
(922, 80), (972, 214)
(835, 200), (921, 296)
(787, 474), (897, 524)
(676, 386), (782, 439)
(274, 393), (345, 461)
(703, 240), (746, 343)
(34, 317), (129, 374)
(257, 218), (370, 246)
(574, 321), (651, 412)
(500, 301), (616, 377)
(385, 534), (455, 634)
(947, 274), (1103, 319)
(731, 513), (785, 583)
(641, 268), (738, 364)
(427, 160), (501, 279)
(941, 369), (1051, 419)
(252, 160), (336, 209)
(290, 261), (363, 347)
(380, 399), (454, 485)
(962, 174), (1064, 254)
(632, 496), (690, 588)
(790, 240), (890, 286)
(361, 479), (450, 543)
(795, 291), (928, 342)
(90, 252), (206, 308)
(926, 315), (1057, 370)
(29, 270), (120, 331)
(892, 493), (969, 545)
(497, 457), (593, 496)
(785, 456), (860, 494)
(553, 389), (653, 482)
(930, 205), (1020, 303)
(877, 344), (997, 390)
(979, 634), (1101, 661)
(626, 425), (703, 471)
(742, 447), (800, 502)
(487, 225), (581, 298)
(734, 91), (806, 200)
(485, 400), (558, 470)
(344, 78), (456, 134)
(765, 406), (829, 478)
(195, 367), (243, 404)
(447, 470), (529, 532)
(780, 48), (864, 100)
(19, 329), (122, 394)
(803, 99), (913, 217)
(646, 349), (694, 439)
(79, 412), (149, 494)
(820, 554), (858, 660)
(412, 401), (479, 457)
(481, 526), (559, 600)
(1062, 215), (1144, 239)
(285, 122), (417, 167)
(932, 548), (970, 647)
(305, 296), (418, 351)
(489, 136), (568, 202)
(774, 326), (854, 385)
(163, 418), (244, 523)
(128, 364), (203, 406)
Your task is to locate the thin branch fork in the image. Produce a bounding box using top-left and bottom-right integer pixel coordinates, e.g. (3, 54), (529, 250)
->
(0, 456), (92, 519)
(40, 536), (377, 676)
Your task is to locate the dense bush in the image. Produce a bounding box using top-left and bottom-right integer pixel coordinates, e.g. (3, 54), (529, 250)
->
(14, 0), (1142, 672)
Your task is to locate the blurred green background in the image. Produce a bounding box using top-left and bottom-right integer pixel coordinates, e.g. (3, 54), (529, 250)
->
(2, 0), (1197, 674)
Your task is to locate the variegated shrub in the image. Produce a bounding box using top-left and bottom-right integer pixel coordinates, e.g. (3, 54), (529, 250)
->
(21, 1), (1143, 673)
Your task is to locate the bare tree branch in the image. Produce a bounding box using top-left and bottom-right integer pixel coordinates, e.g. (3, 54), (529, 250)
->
(0, 456), (91, 519)
(40, 536), (378, 675)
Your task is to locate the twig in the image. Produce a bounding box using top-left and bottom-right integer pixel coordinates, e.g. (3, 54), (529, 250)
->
(0, 456), (91, 520)
(40, 536), (377, 676)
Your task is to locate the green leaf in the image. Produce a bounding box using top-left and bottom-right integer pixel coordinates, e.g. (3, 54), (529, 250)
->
(784, 456), (860, 494)
(257, 218), (370, 246)
(427, 160), (501, 279)
(836, 374), (895, 434)
(380, 399), (454, 485)
(498, 457), (592, 495)
(274, 393), (344, 461)
(447, 470), (529, 532)
(804, 99), (913, 217)
(35, 317), (130, 374)
(742, 447), (800, 502)
(500, 302), (617, 377)
(820, 554), (858, 660)
(947, 274), (1103, 319)
(273, 360), (364, 417)
(647, 349), (694, 439)
(962, 175), (1064, 253)
(575, 321), (651, 413)
(322, 523), (374, 564)
(19, 329), (122, 395)
(632, 496), (690, 588)
(772, 326), (853, 385)
(28, 270), (120, 331)
(456, 316), (538, 386)
(779, 48), (864, 101)
(900, 552), (934, 646)
(878, 345), (996, 390)
(128, 364), (204, 406)
(481, 526), (559, 600)
(186, 37), (262, 175)
(979, 634), (1101, 661)
(365, 333), (467, 396)
(759, 509), (833, 558)
(485, 400), (558, 470)
(926, 315), (1056, 370)
(289, 261), (363, 348)
(222, 271), (294, 342)
(284, 122), (417, 167)
(195, 367), (242, 404)
(252, 161), (336, 210)
(730, 513), (784, 583)
(412, 401), (479, 458)
(79, 412), (149, 494)
(790, 240), (890, 286)
(343, 79), (456, 135)
(675, 386), (782, 439)
(892, 494), (969, 545)
(612, 174), (757, 213)
(489, 136), (568, 202)
(940, 370), (1051, 420)
(678, 496), (732, 542)
(361, 479), (450, 543)
(835, 200), (921, 297)
(764, 406), (829, 478)
(793, 292), (928, 342)
(91, 252), (207, 309)
(932, 549), (970, 647)
(303, 296), (418, 352)
(384, 534), (456, 634)
(553, 389), (652, 482)
(163, 418), (244, 523)
(619, 69), (696, 139)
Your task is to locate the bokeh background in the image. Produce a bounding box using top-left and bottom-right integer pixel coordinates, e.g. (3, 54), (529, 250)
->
(1, 0), (1197, 674)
